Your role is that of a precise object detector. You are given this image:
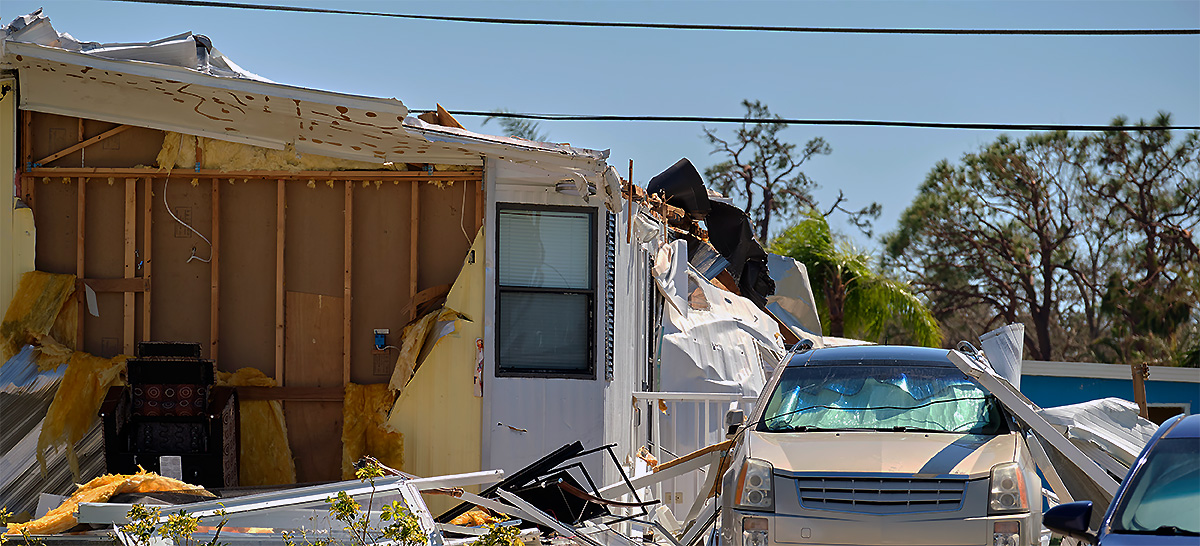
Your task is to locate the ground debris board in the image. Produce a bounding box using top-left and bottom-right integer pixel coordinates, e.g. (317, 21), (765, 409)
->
(284, 290), (344, 483)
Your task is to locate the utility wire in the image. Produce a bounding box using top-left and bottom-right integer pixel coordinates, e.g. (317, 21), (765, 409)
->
(433, 111), (1200, 132)
(111, 0), (1200, 36)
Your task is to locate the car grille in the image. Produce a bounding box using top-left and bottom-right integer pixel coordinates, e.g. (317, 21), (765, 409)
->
(794, 476), (967, 514)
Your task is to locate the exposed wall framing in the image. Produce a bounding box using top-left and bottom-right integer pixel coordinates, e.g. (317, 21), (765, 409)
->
(21, 111), (484, 482)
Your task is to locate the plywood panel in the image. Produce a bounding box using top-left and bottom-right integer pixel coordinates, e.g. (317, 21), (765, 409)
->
(219, 181), (277, 376)
(149, 177), (212, 355)
(349, 182), (410, 384)
(30, 113), (163, 168)
(284, 182), (342, 297)
(284, 290), (344, 483)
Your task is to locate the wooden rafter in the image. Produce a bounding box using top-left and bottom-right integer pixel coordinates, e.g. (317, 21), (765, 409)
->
(34, 125), (131, 166)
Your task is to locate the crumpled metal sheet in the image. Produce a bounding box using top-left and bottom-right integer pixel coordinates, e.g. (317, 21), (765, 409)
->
(1038, 397), (1157, 469)
(765, 253), (822, 337)
(0, 346), (104, 519)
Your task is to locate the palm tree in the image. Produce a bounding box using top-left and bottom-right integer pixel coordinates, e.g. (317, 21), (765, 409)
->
(770, 209), (942, 347)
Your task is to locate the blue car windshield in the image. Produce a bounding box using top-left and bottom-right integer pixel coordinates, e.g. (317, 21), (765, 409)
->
(1110, 438), (1200, 535)
(760, 365), (1004, 434)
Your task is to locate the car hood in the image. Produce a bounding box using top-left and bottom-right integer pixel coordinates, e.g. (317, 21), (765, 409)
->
(747, 430), (1017, 478)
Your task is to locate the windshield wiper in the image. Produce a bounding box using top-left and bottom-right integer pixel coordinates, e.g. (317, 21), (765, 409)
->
(878, 426), (951, 433)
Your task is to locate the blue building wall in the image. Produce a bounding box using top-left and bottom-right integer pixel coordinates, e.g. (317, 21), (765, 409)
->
(1021, 375), (1200, 415)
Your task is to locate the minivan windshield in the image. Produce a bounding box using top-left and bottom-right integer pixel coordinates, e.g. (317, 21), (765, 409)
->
(1110, 438), (1200, 536)
(760, 364), (1005, 434)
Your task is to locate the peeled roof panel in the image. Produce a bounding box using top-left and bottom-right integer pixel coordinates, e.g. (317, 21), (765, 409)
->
(8, 42), (487, 166)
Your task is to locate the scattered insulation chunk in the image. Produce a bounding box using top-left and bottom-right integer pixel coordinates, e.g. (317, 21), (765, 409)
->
(37, 352), (128, 479)
(216, 368), (297, 486)
(0, 271), (76, 365)
(4, 470), (210, 536)
(388, 308), (458, 394)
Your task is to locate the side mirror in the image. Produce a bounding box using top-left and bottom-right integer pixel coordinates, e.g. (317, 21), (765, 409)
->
(1043, 501), (1096, 544)
(725, 409), (745, 437)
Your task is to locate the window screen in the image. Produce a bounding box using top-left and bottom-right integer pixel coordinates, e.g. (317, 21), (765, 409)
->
(497, 206), (595, 377)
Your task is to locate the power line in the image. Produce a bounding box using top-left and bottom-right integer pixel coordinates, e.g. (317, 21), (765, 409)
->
(440, 111), (1200, 132)
(112, 0), (1200, 36)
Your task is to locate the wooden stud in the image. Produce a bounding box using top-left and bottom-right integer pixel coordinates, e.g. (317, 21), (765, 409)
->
(75, 177), (86, 347)
(21, 110), (31, 170)
(77, 118), (85, 167)
(33, 125), (131, 166)
(409, 182), (420, 321)
(275, 179), (286, 386)
(210, 179), (220, 362)
(343, 180), (352, 386)
(77, 278), (150, 292)
(143, 178), (152, 342)
(123, 178), (136, 355)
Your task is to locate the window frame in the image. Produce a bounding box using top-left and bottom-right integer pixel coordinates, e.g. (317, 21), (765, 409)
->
(495, 203), (597, 379)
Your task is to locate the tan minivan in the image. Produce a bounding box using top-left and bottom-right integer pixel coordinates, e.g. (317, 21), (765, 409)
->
(719, 345), (1041, 546)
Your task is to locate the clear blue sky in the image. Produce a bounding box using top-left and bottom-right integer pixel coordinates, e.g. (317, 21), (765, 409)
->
(4, 0), (1198, 249)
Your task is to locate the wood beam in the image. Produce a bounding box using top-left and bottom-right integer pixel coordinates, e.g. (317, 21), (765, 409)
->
(343, 180), (352, 386)
(123, 178), (136, 354)
(210, 179), (220, 362)
(24, 168), (482, 181)
(142, 178), (153, 342)
(78, 278), (149, 293)
(474, 178), (484, 235)
(75, 177), (86, 347)
(275, 179), (286, 386)
(21, 110), (31, 169)
(235, 386), (344, 402)
(33, 125), (131, 166)
(409, 182), (420, 321)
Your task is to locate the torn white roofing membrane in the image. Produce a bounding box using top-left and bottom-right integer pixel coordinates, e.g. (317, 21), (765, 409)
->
(1, 10), (610, 178)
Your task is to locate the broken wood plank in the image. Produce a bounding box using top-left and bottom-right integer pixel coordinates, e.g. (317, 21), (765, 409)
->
(435, 104), (465, 129)
(34, 125), (131, 166)
(235, 386), (345, 402)
(211, 179), (220, 362)
(343, 180), (352, 386)
(409, 182), (420, 321)
(21, 110), (31, 169)
(275, 179), (285, 386)
(78, 278), (149, 293)
(142, 178), (152, 342)
(654, 440), (733, 474)
(123, 178), (136, 354)
(75, 177), (86, 346)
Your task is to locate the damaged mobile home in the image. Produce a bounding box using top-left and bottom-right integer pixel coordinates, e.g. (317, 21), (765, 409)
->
(1, 10), (1185, 546)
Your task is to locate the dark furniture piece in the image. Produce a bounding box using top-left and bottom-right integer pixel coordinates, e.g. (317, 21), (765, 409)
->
(99, 342), (238, 488)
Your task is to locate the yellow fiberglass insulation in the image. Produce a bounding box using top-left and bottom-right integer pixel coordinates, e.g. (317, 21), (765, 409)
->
(215, 368), (297, 486)
(37, 352), (128, 478)
(155, 132), (403, 172)
(387, 308), (459, 395)
(4, 469), (212, 535)
(0, 271), (76, 365)
(341, 383), (403, 479)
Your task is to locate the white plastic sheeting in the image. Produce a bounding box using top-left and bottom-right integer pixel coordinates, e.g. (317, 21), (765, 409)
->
(652, 240), (784, 398)
(765, 253), (822, 338)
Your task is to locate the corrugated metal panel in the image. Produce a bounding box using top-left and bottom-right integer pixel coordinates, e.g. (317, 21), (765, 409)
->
(0, 347), (106, 517)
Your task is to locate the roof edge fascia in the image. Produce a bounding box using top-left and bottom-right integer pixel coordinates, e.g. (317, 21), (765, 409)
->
(1022, 360), (1200, 383)
(3, 41), (408, 116)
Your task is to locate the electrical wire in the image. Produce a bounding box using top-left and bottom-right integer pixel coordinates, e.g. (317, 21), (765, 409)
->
(163, 178), (214, 263)
(426, 111), (1200, 132)
(110, 0), (1200, 36)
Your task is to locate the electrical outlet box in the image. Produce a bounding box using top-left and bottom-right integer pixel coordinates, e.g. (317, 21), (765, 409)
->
(373, 328), (389, 350)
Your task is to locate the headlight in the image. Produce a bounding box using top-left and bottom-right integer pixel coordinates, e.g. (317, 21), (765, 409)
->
(988, 462), (1029, 514)
(736, 458), (774, 511)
